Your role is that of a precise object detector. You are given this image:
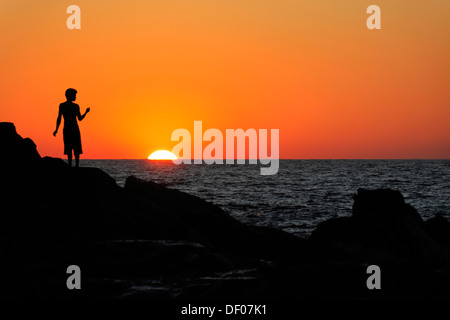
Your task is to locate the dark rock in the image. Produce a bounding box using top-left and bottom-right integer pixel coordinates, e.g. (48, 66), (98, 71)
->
(424, 215), (450, 250)
(309, 188), (450, 263)
(0, 122), (40, 165)
(124, 176), (305, 259)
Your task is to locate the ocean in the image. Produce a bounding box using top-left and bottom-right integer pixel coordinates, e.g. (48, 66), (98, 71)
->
(81, 159), (450, 238)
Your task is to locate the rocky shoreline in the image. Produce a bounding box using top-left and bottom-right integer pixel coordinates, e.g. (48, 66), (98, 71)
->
(1, 122), (450, 299)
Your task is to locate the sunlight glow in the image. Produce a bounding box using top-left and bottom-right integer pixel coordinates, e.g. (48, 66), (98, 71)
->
(148, 150), (177, 160)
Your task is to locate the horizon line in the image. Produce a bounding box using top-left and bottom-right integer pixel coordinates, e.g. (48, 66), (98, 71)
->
(77, 158), (450, 161)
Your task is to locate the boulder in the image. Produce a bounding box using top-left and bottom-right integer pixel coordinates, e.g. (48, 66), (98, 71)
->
(424, 215), (450, 250)
(0, 122), (40, 165)
(309, 188), (450, 262)
(124, 176), (305, 259)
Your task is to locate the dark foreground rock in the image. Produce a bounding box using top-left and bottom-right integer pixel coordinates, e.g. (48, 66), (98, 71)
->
(309, 189), (450, 263)
(1, 122), (450, 300)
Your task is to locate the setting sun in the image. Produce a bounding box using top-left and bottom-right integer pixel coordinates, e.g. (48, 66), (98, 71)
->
(148, 150), (177, 160)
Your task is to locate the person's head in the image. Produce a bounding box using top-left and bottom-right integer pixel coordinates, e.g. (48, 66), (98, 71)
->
(65, 88), (77, 102)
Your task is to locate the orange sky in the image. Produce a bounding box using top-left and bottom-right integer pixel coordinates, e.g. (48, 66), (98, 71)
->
(1, 0), (449, 159)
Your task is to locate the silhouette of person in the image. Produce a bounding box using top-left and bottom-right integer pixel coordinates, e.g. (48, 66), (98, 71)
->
(53, 88), (90, 167)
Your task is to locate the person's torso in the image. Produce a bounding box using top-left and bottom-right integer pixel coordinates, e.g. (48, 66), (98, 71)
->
(60, 102), (79, 127)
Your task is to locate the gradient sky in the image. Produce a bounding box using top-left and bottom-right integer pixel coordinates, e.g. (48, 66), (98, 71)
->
(1, 0), (449, 159)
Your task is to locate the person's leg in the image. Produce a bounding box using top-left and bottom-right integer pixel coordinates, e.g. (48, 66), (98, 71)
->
(75, 154), (80, 168)
(67, 152), (72, 167)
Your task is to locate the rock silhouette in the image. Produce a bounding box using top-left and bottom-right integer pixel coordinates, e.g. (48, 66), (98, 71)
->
(309, 189), (450, 262)
(1, 122), (450, 299)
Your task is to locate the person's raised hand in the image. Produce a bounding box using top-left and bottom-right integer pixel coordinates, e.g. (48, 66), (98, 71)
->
(86, 107), (91, 113)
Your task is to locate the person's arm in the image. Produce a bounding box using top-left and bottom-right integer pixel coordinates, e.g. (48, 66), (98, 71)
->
(77, 105), (90, 121)
(53, 105), (62, 136)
